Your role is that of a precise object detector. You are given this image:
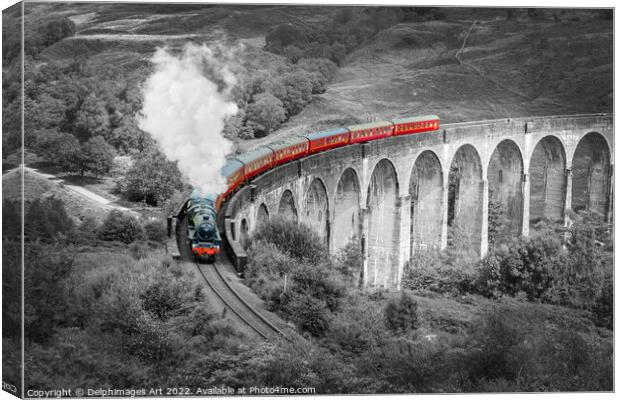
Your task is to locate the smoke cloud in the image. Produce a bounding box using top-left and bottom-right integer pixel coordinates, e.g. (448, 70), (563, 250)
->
(138, 43), (239, 195)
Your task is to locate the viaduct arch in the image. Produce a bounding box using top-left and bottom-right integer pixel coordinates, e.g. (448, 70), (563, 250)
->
(224, 114), (613, 290)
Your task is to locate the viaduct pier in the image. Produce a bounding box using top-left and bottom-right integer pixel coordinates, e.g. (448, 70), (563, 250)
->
(223, 114), (613, 290)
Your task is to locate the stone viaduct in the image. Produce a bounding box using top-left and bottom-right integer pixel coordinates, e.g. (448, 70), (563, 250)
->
(223, 114), (613, 290)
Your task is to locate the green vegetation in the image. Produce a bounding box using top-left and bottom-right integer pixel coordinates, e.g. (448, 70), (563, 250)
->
(243, 217), (612, 392)
(5, 180), (612, 394)
(3, 8), (179, 206)
(96, 210), (144, 244)
(117, 150), (184, 206)
(404, 211), (613, 330)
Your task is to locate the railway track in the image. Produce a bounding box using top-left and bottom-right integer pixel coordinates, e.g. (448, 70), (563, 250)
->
(193, 261), (288, 341)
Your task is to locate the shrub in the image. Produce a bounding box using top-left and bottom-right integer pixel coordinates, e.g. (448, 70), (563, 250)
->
(385, 292), (419, 334)
(129, 241), (151, 260)
(3, 200), (21, 239)
(591, 272), (612, 329)
(333, 238), (363, 286)
(477, 212), (612, 312)
(74, 215), (100, 243)
(283, 293), (330, 336)
(24, 197), (74, 242)
(143, 219), (167, 242)
(460, 305), (613, 391)
(245, 241), (294, 311)
(24, 243), (75, 343)
(475, 234), (565, 301)
(97, 210), (143, 243)
(251, 217), (328, 264)
(402, 250), (477, 296)
(290, 262), (346, 312)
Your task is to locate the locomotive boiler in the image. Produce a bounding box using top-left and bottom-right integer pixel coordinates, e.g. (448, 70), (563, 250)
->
(186, 189), (221, 261)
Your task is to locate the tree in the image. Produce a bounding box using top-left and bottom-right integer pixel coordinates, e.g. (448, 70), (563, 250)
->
(107, 117), (155, 155)
(80, 136), (115, 177)
(123, 151), (183, 206)
(297, 58), (337, 91)
(38, 18), (76, 48)
(265, 24), (310, 53)
(262, 72), (313, 117)
(74, 94), (110, 141)
(52, 132), (84, 173)
(245, 93), (286, 137)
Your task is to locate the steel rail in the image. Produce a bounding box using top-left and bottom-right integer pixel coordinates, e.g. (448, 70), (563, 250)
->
(193, 262), (271, 340)
(211, 262), (289, 340)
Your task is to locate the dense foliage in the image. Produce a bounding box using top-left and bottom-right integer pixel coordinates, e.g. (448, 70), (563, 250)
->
(243, 217), (612, 392)
(117, 150), (184, 206)
(6, 193), (612, 393)
(403, 211), (613, 330)
(96, 210), (144, 243)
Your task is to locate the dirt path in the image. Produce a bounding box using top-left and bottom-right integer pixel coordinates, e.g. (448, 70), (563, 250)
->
(17, 165), (136, 215)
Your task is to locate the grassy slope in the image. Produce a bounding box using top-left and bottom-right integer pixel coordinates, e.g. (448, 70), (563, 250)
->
(21, 5), (611, 151)
(242, 9), (612, 150)
(3, 168), (111, 222)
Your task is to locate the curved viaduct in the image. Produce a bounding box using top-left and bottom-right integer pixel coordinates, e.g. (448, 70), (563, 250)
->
(223, 114), (613, 290)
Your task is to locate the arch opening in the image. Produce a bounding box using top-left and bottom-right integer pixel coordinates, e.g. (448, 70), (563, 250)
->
(257, 203), (269, 229)
(366, 159), (399, 289)
(447, 145), (483, 255)
(529, 136), (566, 226)
(278, 190), (298, 223)
(333, 168), (361, 252)
(571, 132), (611, 217)
(487, 140), (524, 245)
(303, 178), (329, 243)
(240, 218), (249, 249)
(409, 151), (443, 257)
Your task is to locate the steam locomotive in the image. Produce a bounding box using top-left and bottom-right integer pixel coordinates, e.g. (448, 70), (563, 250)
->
(187, 189), (221, 262)
(188, 115), (440, 260)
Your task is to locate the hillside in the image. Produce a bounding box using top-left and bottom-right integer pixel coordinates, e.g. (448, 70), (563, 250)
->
(2, 168), (113, 221)
(242, 8), (612, 149)
(9, 5), (613, 158)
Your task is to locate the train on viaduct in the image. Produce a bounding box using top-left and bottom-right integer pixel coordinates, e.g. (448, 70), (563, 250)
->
(218, 114), (613, 290)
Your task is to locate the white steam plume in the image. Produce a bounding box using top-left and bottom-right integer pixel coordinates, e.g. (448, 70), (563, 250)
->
(138, 43), (238, 195)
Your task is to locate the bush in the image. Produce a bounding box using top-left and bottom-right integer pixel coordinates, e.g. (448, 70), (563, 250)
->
(97, 210), (143, 243)
(251, 217), (327, 265)
(24, 243), (75, 343)
(591, 272), (612, 329)
(143, 219), (167, 242)
(460, 305), (613, 391)
(290, 262), (346, 312)
(333, 239), (363, 286)
(24, 197), (74, 242)
(477, 212), (612, 312)
(283, 293), (330, 337)
(475, 234), (564, 301)
(402, 250), (477, 296)
(74, 215), (100, 243)
(385, 292), (419, 334)
(3, 200), (21, 239)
